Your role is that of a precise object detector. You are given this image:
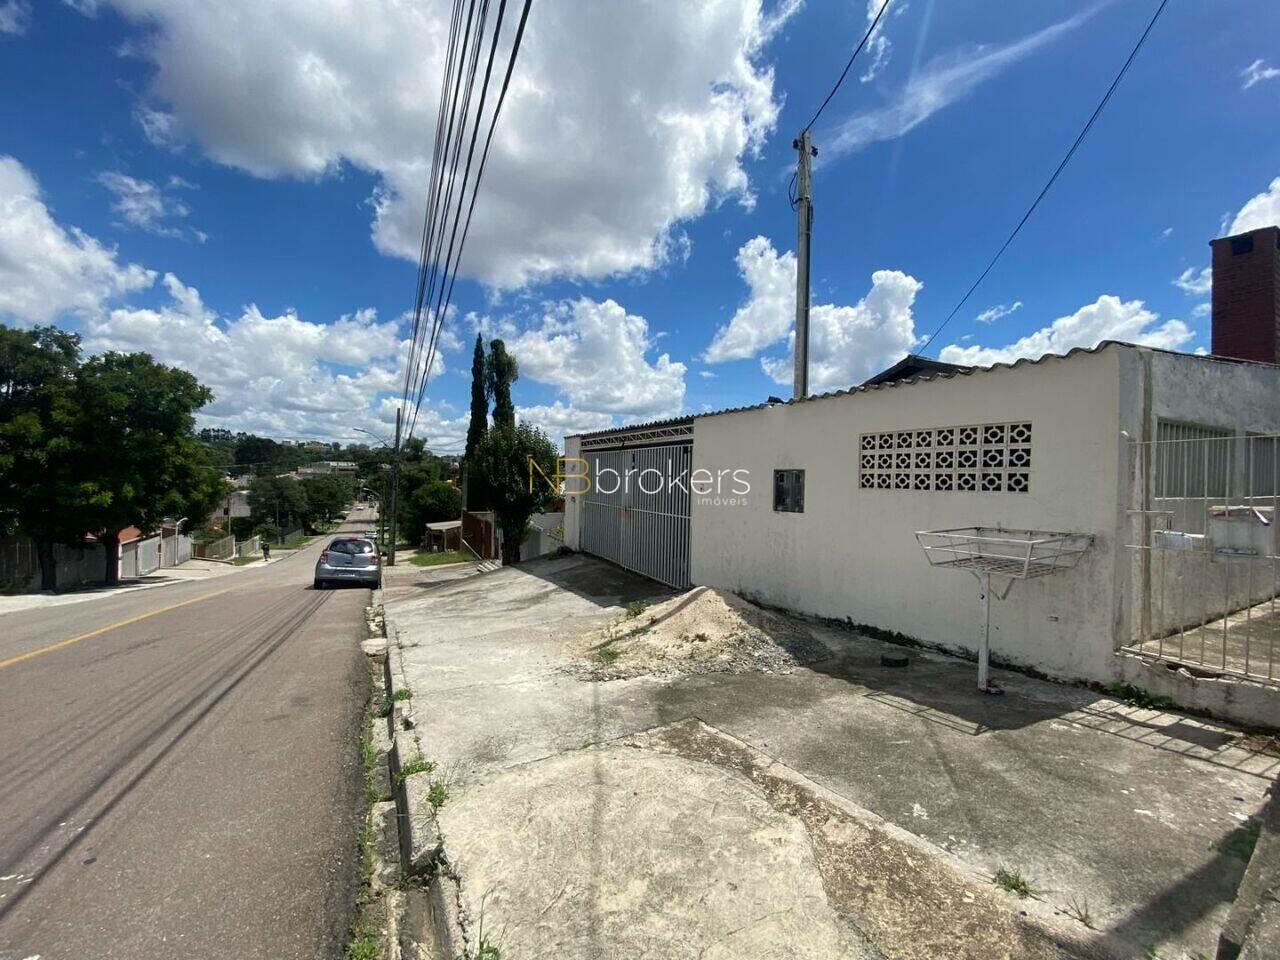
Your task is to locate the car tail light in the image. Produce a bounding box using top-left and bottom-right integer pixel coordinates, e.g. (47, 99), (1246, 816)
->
(320, 551), (330, 564)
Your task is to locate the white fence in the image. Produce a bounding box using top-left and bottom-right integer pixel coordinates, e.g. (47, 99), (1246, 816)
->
(120, 535), (162, 579)
(161, 533), (193, 567)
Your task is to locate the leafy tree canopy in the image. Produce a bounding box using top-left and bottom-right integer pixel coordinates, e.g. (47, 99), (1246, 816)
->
(470, 421), (557, 565)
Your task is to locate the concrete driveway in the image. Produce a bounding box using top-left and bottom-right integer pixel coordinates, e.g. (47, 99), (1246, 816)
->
(383, 554), (1278, 959)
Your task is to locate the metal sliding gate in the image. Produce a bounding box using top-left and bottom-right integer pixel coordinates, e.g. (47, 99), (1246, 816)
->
(579, 424), (693, 589)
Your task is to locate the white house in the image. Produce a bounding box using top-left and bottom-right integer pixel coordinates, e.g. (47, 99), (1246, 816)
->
(564, 225), (1280, 726)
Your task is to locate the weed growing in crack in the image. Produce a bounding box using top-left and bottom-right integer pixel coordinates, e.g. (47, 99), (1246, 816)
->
(1064, 896), (1094, 929)
(596, 646), (622, 665)
(992, 867), (1039, 899)
(426, 779), (449, 809)
(1102, 682), (1178, 711)
(389, 689), (411, 702)
(625, 600), (648, 619)
(395, 757), (436, 786)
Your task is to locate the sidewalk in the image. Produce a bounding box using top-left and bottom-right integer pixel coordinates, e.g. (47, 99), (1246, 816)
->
(382, 554), (1277, 960)
(0, 558), (242, 615)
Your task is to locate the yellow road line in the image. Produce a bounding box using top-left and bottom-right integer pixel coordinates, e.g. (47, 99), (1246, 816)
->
(0, 588), (234, 671)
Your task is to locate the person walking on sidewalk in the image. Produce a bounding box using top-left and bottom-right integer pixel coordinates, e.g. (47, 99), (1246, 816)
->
(262, 541), (272, 562)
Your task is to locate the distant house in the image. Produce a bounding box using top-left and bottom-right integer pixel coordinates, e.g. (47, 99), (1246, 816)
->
(296, 461), (358, 477)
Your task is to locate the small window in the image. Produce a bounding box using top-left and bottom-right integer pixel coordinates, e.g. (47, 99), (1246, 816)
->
(774, 469), (805, 513)
(1231, 236), (1254, 255)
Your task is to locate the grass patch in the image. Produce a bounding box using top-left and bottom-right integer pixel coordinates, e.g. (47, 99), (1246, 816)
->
(231, 556), (259, 566)
(1218, 819), (1262, 862)
(395, 757), (437, 786)
(389, 688), (411, 702)
(992, 867), (1038, 899)
(1103, 682), (1178, 711)
(426, 779), (449, 809)
(342, 923), (381, 960)
(625, 599), (649, 618)
(280, 532), (308, 550)
(596, 646), (622, 665)
(410, 549), (472, 567)
(342, 654), (389, 960)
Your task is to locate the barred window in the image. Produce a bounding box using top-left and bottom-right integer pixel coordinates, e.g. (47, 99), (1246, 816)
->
(774, 469), (805, 513)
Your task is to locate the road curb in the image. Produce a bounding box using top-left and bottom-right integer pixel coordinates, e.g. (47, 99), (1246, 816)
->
(376, 593), (465, 958)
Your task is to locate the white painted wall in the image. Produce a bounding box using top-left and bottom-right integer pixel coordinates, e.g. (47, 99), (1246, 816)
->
(563, 435), (582, 551)
(691, 347), (1127, 683)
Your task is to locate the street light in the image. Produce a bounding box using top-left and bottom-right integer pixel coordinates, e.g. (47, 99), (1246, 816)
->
(351, 427), (392, 449)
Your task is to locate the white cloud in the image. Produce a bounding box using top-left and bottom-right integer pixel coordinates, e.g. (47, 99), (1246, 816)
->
(516, 402), (616, 446)
(510, 297), (687, 420)
(1191, 302), (1211, 319)
(699, 370), (717, 379)
(707, 236), (921, 392)
(975, 300), (1022, 324)
(1229, 177), (1280, 235)
(97, 171), (203, 240)
(858, 0), (900, 84)
(705, 236), (797, 361)
(0, 156), (421, 445)
(82, 0), (796, 289)
(824, 8), (1093, 160)
(1172, 266), (1211, 296)
(938, 294), (1192, 366)
(0, 155), (155, 323)
(85, 273), (418, 442)
(1241, 59), (1280, 90)
(0, 0), (31, 35)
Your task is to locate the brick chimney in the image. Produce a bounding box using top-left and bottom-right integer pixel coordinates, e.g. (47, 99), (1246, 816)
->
(1210, 225), (1280, 364)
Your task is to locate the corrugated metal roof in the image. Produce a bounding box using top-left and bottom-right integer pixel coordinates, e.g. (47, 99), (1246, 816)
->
(569, 340), (1278, 440)
(565, 414), (694, 441)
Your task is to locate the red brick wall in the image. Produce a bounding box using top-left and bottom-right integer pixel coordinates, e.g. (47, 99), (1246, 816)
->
(1210, 225), (1280, 364)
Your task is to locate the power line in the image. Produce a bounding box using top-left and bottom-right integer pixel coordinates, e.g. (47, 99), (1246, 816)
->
(804, 0), (892, 132)
(918, 0), (1170, 355)
(405, 0), (534, 442)
(403, 0), (477, 409)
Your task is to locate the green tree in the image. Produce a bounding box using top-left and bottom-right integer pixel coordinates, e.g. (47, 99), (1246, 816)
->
(400, 480), (461, 545)
(300, 473), (355, 527)
(0, 325), (84, 589)
(465, 334), (488, 460)
(485, 339), (518, 430)
(70, 352), (219, 585)
(470, 422), (557, 565)
(247, 474), (308, 533)
(233, 434), (282, 475)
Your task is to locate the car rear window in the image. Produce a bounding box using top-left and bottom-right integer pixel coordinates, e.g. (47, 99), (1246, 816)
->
(329, 539), (375, 555)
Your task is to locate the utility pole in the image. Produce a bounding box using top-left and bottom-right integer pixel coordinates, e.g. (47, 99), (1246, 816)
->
(792, 129), (817, 400)
(387, 407), (402, 565)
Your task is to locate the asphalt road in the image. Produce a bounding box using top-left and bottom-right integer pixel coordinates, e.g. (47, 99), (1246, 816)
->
(0, 512), (380, 960)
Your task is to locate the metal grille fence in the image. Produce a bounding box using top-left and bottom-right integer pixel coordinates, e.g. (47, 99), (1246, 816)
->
(580, 443), (692, 588)
(1127, 430), (1280, 684)
(194, 534), (235, 561)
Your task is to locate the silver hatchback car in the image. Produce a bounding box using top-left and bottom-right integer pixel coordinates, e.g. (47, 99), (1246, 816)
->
(314, 536), (382, 589)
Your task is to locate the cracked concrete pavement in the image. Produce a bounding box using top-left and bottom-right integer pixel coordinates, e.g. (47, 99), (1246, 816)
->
(383, 553), (1277, 959)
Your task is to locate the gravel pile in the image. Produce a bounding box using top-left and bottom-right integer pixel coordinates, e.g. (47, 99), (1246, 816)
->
(566, 586), (828, 680)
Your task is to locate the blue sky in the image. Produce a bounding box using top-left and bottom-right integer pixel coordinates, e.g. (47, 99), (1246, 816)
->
(1, 0), (1277, 451)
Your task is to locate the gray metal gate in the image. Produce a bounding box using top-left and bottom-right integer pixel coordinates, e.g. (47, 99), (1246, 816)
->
(580, 442), (692, 589)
